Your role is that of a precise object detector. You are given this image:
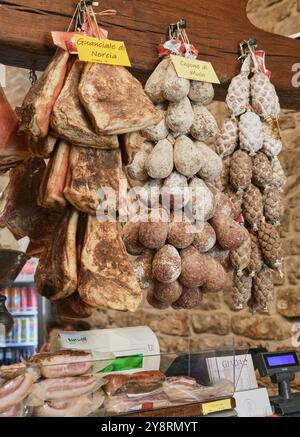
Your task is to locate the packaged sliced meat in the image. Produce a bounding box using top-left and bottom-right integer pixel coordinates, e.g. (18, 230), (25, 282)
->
(51, 60), (118, 149)
(0, 158), (65, 245)
(163, 376), (200, 402)
(0, 86), (30, 173)
(102, 371), (165, 396)
(0, 363), (26, 380)
(78, 63), (162, 135)
(163, 377), (234, 404)
(64, 146), (122, 215)
(165, 376), (198, 390)
(104, 392), (170, 415)
(0, 373), (35, 412)
(20, 50), (69, 143)
(173, 379), (234, 403)
(0, 401), (27, 417)
(26, 375), (101, 406)
(78, 217), (142, 312)
(28, 350), (93, 379)
(35, 208), (78, 301)
(34, 391), (104, 417)
(38, 140), (70, 209)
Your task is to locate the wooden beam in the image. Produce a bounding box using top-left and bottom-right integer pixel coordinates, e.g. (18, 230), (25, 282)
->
(0, 0), (299, 109)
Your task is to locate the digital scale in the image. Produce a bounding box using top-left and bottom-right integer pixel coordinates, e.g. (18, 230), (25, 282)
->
(254, 350), (300, 415)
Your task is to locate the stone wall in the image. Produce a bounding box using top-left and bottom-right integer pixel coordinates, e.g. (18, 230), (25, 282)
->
(91, 0), (300, 358)
(247, 0), (300, 36)
(1, 1), (300, 363)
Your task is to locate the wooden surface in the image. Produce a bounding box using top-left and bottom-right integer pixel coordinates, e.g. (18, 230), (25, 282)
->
(0, 0), (299, 108)
(122, 397), (236, 417)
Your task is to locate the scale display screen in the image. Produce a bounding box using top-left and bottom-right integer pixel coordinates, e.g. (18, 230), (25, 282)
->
(266, 353), (298, 368)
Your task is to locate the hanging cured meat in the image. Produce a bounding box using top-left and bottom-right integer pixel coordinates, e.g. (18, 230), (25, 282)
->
(38, 140), (71, 209)
(78, 63), (162, 135)
(20, 50), (69, 145)
(55, 291), (95, 320)
(35, 208), (79, 301)
(0, 158), (65, 245)
(78, 216), (142, 312)
(0, 86), (30, 173)
(51, 60), (119, 149)
(64, 146), (122, 215)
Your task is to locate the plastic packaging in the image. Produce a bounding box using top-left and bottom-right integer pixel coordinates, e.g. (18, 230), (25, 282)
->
(33, 391), (105, 417)
(0, 401), (32, 417)
(26, 375), (105, 407)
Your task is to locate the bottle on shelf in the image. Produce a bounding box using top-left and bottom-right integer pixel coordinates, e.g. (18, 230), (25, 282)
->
(31, 288), (38, 311)
(20, 317), (27, 344)
(12, 288), (21, 312)
(20, 288), (28, 312)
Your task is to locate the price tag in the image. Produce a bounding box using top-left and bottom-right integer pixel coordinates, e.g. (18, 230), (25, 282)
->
(202, 398), (232, 415)
(171, 54), (220, 84)
(75, 35), (131, 67)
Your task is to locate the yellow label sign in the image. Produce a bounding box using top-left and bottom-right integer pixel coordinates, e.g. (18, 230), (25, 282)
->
(75, 35), (131, 67)
(202, 398), (232, 415)
(170, 54), (220, 84)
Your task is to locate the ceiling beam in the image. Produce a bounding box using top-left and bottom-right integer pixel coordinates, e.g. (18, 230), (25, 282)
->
(0, 0), (299, 109)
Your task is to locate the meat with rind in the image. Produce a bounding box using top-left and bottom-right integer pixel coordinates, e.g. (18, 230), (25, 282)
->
(28, 350), (92, 379)
(35, 208), (78, 301)
(64, 146), (122, 215)
(51, 60), (118, 149)
(0, 86), (30, 173)
(78, 63), (162, 135)
(55, 291), (95, 320)
(38, 140), (70, 209)
(20, 50), (69, 142)
(0, 158), (64, 245)
(78, 217), (142, 312)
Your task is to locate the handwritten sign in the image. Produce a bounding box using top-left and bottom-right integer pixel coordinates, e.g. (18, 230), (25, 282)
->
(75, 35), (131, 67)
(171, 55), (220, 84)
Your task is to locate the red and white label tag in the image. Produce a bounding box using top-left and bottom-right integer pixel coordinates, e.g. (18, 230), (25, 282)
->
(158, 39), (199, 59)
(254, 50), (271, 78)
(52, 11), (108, 54)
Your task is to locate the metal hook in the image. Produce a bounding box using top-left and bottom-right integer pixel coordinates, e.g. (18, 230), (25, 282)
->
(29, 69), (37, 85)
(168, 23), (178, 39)
(239, 37), (257, 60)
(168, 19), (188, 40)
(178, 19), (187, 29)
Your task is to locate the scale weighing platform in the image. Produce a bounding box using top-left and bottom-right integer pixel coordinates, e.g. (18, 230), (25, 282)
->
(253, 350), (300, 416)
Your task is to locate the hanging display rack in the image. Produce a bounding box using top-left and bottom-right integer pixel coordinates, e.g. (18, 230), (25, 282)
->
(0, 0), (298, 108)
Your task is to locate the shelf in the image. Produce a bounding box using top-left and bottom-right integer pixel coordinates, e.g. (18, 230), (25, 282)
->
(10, 311), (38, 317)
(121, 397), (236, 418)
(2, 343), (37, 347)
(13, 280), (36, 286)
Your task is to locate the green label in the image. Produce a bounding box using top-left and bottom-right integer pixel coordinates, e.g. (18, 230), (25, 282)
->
(97, 354), (143, 373)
